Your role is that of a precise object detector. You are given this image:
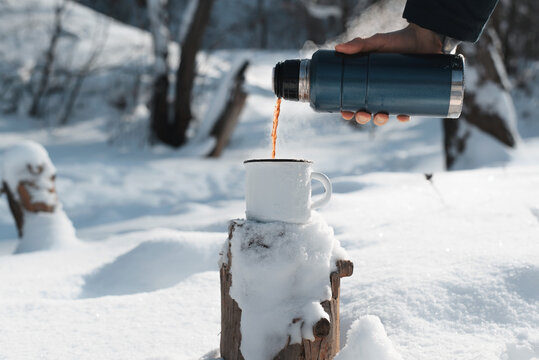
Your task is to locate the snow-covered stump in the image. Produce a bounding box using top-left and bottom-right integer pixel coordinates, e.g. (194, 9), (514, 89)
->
(220, 219), (353, 360)
(1, 141), (77, 253)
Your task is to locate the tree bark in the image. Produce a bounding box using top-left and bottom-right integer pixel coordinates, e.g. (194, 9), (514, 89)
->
(148, 0), (172, 144)
(172, 0), (215, 147)
(220, 220), (353, 360)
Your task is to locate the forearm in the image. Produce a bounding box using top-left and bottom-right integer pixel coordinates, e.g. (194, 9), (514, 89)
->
(403, 0), (499, 42)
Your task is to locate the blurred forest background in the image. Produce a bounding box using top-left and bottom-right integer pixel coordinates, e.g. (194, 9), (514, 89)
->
(0, 0), (538, 168)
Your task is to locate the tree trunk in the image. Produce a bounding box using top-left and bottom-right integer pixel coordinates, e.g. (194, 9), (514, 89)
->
(220, 220), (353, 360)
(172, 0), (215, 147)
(148, 0), (173, 144)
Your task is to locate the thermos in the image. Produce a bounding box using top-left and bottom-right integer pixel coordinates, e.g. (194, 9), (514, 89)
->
(273, 50), (464, 118)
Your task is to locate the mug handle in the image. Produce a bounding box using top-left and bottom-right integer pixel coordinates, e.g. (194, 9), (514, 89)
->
(310, 172), (332, 209)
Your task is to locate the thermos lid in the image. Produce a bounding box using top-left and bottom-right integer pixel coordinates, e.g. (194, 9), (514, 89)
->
(273, 59), (300, 100)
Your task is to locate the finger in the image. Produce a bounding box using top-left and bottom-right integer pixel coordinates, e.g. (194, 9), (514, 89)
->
(341, 111), (355, 121)
(397, 114), (411, 122)
(373, 112), (389, 126)
(355, 111), (371, 125)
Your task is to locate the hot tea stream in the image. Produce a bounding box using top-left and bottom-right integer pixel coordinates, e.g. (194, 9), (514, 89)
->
(271, 97), (281, 159)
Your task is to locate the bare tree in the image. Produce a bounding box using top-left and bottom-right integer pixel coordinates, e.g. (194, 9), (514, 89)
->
(148, 0), (215, 147)
(147, 0), (171, 144)
(172, 0), (215, 147)
(256, 0), (268, 48)
(29, 0), (67, 117)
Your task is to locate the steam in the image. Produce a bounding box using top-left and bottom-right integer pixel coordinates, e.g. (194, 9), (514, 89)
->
(301, 0), (408, 58)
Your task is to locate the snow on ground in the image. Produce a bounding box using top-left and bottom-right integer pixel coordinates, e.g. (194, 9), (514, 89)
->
(0, 1), (539, 359)
(336, 315), (402, 360)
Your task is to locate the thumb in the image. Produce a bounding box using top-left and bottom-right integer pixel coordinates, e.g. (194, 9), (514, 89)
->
(335, 34), (390, 54)
(335, 37), (366, 54)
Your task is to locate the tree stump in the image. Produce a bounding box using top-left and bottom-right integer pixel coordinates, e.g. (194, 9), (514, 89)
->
(220, 220), (353, 360)
(1, 144), (59, 239)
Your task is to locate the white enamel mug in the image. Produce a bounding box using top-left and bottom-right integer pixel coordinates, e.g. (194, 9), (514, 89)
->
(244, 159), (332, 224)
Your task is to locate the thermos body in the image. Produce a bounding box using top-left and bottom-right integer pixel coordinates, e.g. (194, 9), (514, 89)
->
(273, 50), (464, 118)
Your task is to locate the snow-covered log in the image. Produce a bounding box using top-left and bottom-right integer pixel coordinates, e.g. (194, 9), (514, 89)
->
(1, 141), (77, 253)
(220, 219), (353, 360)
(207, 59), (249, 157)
(443, 28), (520, 169)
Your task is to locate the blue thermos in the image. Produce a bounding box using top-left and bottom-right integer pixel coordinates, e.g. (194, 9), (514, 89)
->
(273, 50), (464, 118)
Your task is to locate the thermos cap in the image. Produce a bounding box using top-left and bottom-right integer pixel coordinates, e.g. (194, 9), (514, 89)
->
(273, 59), (310, 102)
(273, 59), (300, 100)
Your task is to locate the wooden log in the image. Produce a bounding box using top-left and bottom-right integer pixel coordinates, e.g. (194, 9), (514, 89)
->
(220, 231), (243, 360)
(220, 220), (353, 360)
(17, 182), (55, 213)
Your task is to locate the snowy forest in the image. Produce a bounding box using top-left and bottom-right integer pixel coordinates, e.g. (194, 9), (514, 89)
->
(0, 0), (538, 359)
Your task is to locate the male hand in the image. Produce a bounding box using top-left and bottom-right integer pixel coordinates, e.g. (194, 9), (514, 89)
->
(335, 23), (442, 126)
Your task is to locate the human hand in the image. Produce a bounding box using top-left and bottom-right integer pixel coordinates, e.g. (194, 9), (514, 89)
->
(335, 23), (442, 126)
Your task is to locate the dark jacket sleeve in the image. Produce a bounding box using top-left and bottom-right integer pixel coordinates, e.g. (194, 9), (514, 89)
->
(403, 0), (499, 42)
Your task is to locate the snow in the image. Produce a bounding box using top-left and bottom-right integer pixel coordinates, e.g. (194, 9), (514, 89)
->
(1, 141), (56, 196)
(14, 207), (77, 253)
(451, 124), (513, 170)
(226, 214), (345, 360)
(81, 229), (224, 298)
(501, 329), (539, 360)
(0, 0), (538, 359)
(335, 315), (402, 360)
